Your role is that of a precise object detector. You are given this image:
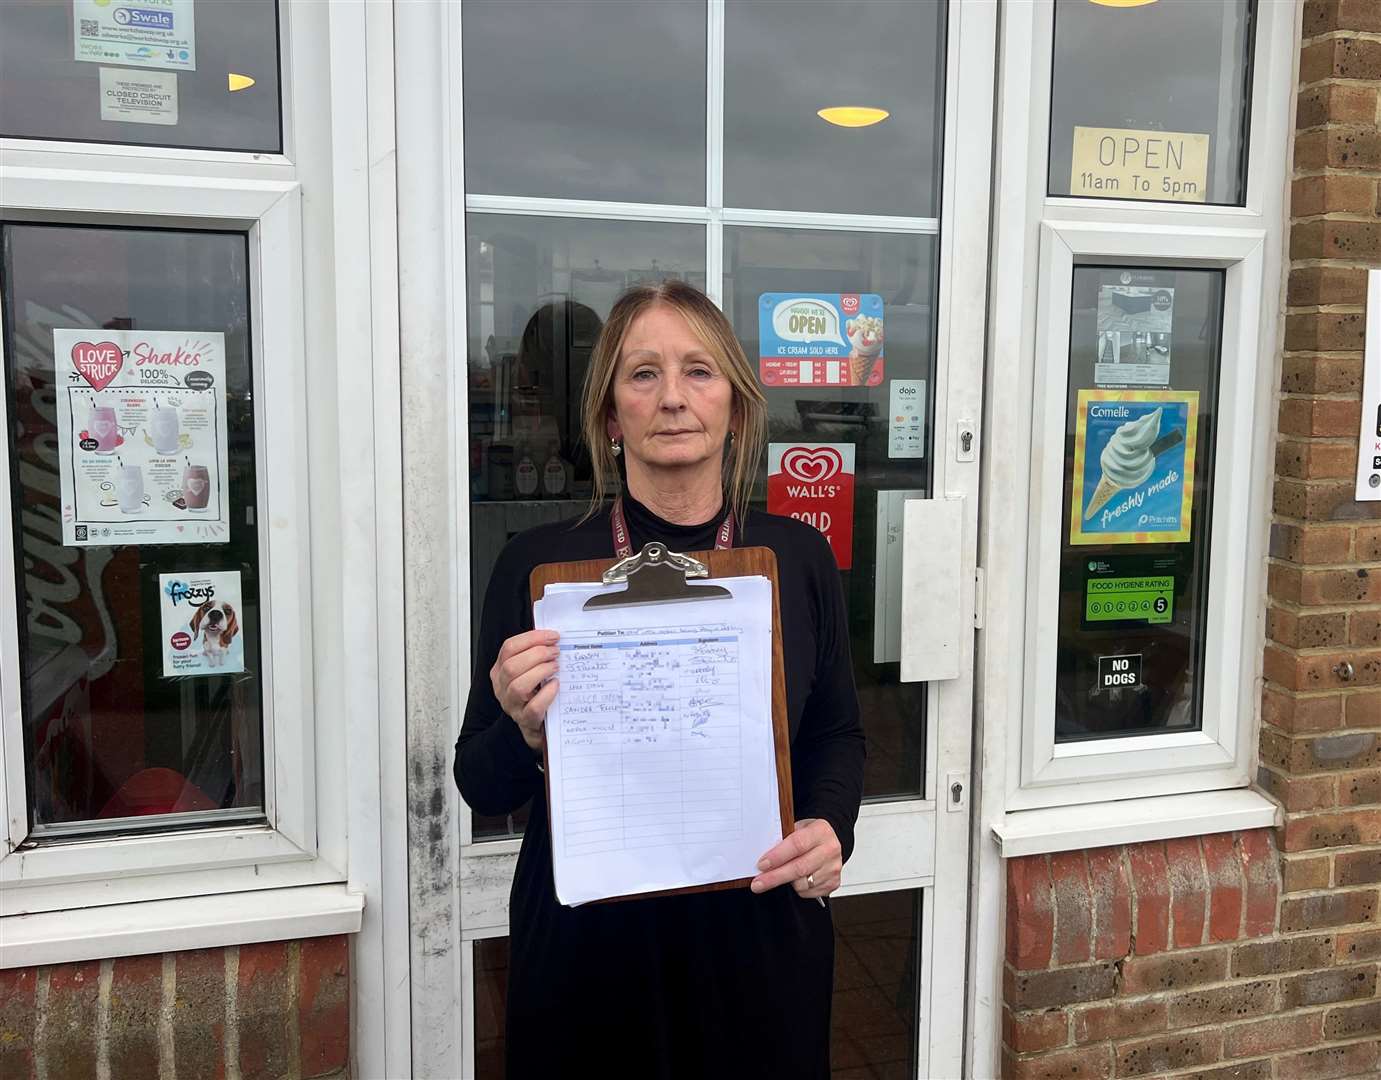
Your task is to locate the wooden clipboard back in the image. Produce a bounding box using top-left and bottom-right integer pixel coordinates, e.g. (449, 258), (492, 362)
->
(529, 545), (793, 903)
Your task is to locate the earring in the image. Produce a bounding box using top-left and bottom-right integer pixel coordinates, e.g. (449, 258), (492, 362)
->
(610, 436), (622, 457)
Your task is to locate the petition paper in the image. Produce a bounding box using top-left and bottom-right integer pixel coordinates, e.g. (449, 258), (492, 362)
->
(534, 577), (780, 906)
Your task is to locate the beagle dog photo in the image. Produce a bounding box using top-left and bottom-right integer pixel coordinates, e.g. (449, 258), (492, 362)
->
(189, 599), (239, 667)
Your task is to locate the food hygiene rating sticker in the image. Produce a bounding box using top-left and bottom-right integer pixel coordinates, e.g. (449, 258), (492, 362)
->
(1085, 575), (1174, 625)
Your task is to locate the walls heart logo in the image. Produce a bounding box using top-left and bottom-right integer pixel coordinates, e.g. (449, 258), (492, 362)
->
(71, 341), (124, 391)
(781, 447), (842, 485)
(767, 442), (856, 569)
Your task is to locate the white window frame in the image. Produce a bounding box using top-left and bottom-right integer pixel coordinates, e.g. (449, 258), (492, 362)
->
(991, 0), (1294, 813)
(1017, 221), (1265, 806)
(0, 168), (331, 913)
(0, 0), (390, 944)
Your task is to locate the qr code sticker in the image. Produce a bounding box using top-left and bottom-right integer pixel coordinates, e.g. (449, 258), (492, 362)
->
(80, 19), (98, 36)
(75, 525), (88, 541)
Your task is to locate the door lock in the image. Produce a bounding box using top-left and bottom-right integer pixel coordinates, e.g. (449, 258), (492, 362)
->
(956, 420), (976, 462)
(945, 770), (968, 812)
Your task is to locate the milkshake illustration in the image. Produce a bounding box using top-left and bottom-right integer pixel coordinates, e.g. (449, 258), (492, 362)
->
(89, 405), (119, 453)
(150, 406), (180, 455)
(116, 465), (145, 514)
(846, 315), (884, 386)
(1084, 408), (1161, 520)
(182, 464), (210, 511)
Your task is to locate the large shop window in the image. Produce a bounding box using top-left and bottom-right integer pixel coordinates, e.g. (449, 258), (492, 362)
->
(1048, 0), (1255, 206)
(0, 0), (283, 154)
(2, 223), (265, 836)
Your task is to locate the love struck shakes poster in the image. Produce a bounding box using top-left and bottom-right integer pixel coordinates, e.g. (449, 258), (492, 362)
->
(1070, 389), (1199, 546)
(53, 328), (230, 546)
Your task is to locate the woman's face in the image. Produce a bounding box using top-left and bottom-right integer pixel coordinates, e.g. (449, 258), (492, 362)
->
(608, 304), (736, 477)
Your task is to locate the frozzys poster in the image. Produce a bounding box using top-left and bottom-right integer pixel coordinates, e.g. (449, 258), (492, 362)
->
(53, 328), (230, 547)
(159, 571), (245, 677)
(1070, 390), (1199, 546)
(758, 293), (884, 388)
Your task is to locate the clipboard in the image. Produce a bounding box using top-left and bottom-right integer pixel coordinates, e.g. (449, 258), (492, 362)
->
(530, 542), (793, 903)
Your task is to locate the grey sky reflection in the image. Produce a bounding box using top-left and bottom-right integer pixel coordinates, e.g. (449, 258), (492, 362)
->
(1048, 0), (1252, 203)
(0, 0), (281, 151)
(462, 1), (706, 205)
(724, 0), (945, 217)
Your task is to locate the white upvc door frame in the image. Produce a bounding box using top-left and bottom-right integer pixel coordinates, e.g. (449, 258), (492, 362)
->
(412, 2), (1000, 1078)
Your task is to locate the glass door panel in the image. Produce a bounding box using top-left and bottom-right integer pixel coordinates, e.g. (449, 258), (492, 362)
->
(724, 1), (947, 217)
(464, 213), (706, 839)
(723, 226), (937, 800)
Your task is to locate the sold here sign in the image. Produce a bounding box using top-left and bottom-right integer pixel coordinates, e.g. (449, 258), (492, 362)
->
(767, 443), (856, 569)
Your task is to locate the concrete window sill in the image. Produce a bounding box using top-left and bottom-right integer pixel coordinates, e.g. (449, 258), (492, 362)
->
(991, 787), (1281, 858)
(0, 883), (364, 969)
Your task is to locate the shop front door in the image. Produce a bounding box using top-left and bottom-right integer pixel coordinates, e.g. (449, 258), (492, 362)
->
(437, 2), (997, 1076)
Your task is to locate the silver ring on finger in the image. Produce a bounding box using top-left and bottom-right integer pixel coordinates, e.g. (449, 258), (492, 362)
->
(806, 873), (815, 889)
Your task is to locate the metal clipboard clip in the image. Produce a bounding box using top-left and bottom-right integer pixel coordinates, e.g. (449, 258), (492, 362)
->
(584, 542), (732, 609)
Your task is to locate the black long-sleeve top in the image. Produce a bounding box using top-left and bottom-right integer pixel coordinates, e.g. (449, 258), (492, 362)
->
(454, 494), (866, 1078)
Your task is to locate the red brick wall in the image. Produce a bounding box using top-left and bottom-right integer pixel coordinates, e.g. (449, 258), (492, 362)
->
(1002, 831), (1294, 1078)
(1003, 0), (1381, 1076)
(0, 936), (349, 1080)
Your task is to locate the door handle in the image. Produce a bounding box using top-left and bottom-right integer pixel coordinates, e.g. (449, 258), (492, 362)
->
(899, 496), (965, 682)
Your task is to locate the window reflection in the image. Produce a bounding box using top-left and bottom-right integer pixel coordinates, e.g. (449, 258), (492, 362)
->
(1055, 266), (1224, 741)
(2, 224), (266, 831)
(724, 226), (935, 799)
(1049, 0), (1254, 205)
(472, 889), (921, 1079)
(0, 0), (282, 153)
(462, 1), (706, 205)
(465, 214), (706, 839)
(725, 0), (946, 217)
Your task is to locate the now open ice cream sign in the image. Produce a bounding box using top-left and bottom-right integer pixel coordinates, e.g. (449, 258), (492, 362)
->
(1070, 390), (1199, 546)
(758, 293), (884, 388)
(767, 443), (856, 568)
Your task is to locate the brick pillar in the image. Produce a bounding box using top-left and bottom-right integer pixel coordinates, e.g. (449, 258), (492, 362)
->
(1002, 1), (1381, 1076)
(0, 935), (350, 1080)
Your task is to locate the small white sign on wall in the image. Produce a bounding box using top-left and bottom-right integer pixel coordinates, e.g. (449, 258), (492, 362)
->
(1355, 270), (1381, 501)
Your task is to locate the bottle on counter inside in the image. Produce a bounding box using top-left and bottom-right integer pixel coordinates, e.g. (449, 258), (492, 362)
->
(542, 440), (571, 499)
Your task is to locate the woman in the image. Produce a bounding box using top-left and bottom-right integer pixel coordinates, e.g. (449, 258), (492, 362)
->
(454, 281), (866, 1078)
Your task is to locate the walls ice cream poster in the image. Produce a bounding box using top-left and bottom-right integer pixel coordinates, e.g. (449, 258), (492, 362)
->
(1069, 390), (1199, 546)
(758, 293), (884, 388)
(53, 328), (229, 547)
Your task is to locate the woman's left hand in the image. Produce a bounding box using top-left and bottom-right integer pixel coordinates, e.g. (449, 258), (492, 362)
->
(750, 818), (842, 899)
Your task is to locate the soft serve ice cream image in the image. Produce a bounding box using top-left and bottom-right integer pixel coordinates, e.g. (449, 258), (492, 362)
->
(846, 314), (884, 386)
(1071, 390), (1198, 546)
(1084, 407), (1162, 520)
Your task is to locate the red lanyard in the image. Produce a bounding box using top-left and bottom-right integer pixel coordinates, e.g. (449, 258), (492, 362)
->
(610, 496), (735, 558)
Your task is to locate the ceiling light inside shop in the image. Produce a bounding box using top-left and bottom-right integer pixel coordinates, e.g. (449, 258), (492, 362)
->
(1088, 0), (1158, 7)
(817, 107), (890, 128)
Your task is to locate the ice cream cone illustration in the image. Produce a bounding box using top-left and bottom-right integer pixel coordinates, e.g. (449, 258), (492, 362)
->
(1084, 407), (1162, 521)
(846, 315), (884, 386)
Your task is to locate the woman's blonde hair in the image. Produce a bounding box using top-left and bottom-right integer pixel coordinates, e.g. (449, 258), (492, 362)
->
(580, 281), (766, 528)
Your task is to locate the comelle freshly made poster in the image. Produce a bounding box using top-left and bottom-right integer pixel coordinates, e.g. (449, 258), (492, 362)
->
(53, 328), (231, 546)
(1070, 389), (1199, 546)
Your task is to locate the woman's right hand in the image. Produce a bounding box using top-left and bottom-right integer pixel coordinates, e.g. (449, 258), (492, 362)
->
(491, 629), (560, 752)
